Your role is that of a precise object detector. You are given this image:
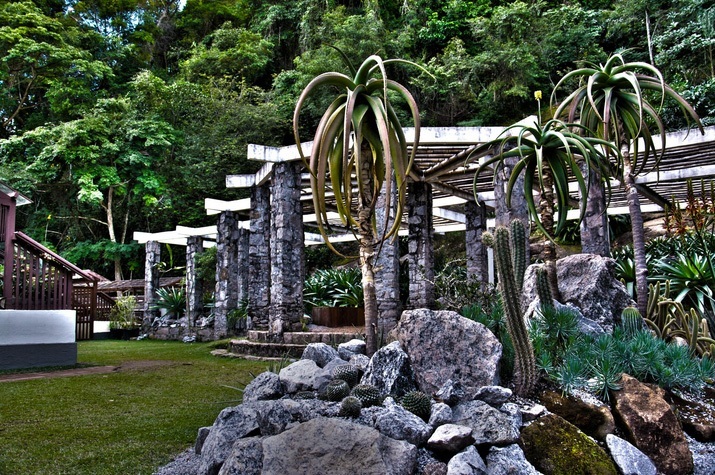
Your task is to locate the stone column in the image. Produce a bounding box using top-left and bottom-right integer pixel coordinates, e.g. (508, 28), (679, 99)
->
(143, 240), (161, 327)
(465, 200), (488, 284)
(249, 183), (271, 329)
(407, 181), (435, 309)
(269, 162), (305, 338)
(185, 236), (203, 326)
(374, 178), (401, 333)
(494, 156), (530, 261)
(579, 164), (610, 256)
(214, 210), (239, 339)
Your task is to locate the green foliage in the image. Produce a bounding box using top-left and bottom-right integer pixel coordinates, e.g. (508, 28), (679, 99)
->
(150, 287), (186, 318)
(227, 300), (249, 333)
(400, 391), (432, 421)
(108, 295), (138, 330)
(304, 267), (363, 310)
(433, 261), (498, 312)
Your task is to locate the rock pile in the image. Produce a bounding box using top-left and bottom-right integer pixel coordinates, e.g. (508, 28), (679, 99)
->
(187, 308), (713, 475)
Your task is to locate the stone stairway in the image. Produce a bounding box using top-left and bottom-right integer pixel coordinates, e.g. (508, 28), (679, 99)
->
(226, 326), (364, 359)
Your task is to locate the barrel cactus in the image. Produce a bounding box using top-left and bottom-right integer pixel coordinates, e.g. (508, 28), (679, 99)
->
(350, 384), (382, 407)
(326, 379), (351, 402)
(621, 307), (644, 337)
(332, 364), (360, 388)
(401, 391), (432, 421)
(339, 396), (363, 417)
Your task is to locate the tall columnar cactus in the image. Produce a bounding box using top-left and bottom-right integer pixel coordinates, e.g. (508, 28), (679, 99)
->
(493, 225), (537, 395)
(510, 219), (527, 290)
(535, 266), (554, 313)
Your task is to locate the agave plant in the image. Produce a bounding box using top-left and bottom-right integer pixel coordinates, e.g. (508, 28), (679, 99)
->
(293, 53), (421, 355)
(651, 252), (715, 321)
(552, 52), (704, 315)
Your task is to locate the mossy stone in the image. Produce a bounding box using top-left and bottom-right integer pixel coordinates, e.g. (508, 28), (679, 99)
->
(521, 413), (618, 475)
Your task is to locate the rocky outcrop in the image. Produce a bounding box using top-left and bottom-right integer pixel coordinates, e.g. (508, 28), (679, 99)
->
(302, 342), (340, 367)
(391, 309), (502, 400)
(485, 444), (540, 475)
(451, 400), (520, 446)
(361, 341), (417, 398)
(520, 413), (618, 475)
(612, 374), (694, 475)
(539, 390), (615, 440)
(669, 390), (715, 442)
(606, 434), (657, 475)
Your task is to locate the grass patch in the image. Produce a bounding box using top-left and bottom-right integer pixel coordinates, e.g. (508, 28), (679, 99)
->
(0, 339), (266, 475)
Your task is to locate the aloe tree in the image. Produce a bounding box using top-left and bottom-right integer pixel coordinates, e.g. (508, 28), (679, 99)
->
(474, 106), (615, 298)
(552, 53), (703, 315)
(293, 54), (420, 356)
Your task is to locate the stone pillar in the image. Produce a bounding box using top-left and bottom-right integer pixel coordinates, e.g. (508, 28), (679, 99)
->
(579, 164), (610, 256)
(236, 227), (250, 303)
(186, 236), (204, 326)
(269, 162), (305, 338)
(249, 183), (271, 329)
(494, 156), (530, 261)
(407, 181), (435, 309)
(143, 240), (161, 327)
(374, 178), (401, 333)
(465, 200), (488, 284)
(214, 210), (239, 339)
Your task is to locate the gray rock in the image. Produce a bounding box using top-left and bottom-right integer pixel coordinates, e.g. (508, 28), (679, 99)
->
(485, 444), (540, 475)
(447, 446), (487, 475)
(392, 309), (502, 401)
(153, 448), (200, 475)
(473, 386), (512, 406)
(195, 426), (211, 454)
(375, 404), (433, 446)
(417, 448), (448, 475)
(242, 371), (283, 402)
(198, 403), (262, 475)
(278, 359), (321, 393)
(606, 434), (657, 475)
(451, 400), (520, 446)
(523, 256), (635, 333)
(338, 338), (366, 360)
(361, 341), (417, 398)
(350, 353), (371, 372)
(521, 403), (546, 423)
(429, 402), (453, 428)
(427, 424), (474, 452)
(301, 342), (340, 368)
(260, 417), (418, 475)
(435, 379), (466, 406)
(217, 437), (263, 475)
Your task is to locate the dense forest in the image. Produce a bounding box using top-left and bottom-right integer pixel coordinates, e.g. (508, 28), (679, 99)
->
(1, 0), (713, 279)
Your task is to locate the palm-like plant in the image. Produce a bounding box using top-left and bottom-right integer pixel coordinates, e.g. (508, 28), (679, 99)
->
(474, 114), (614, 297)
(293, 54), (420, 355)
(552, 52), (704, 314)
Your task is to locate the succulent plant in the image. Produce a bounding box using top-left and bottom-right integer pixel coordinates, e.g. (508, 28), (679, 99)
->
(326, 379), (350, 402)
(332, 364), (360, 388)
(400, 391), (431, 420)
(350, 384), (382, 407)
(535, 266), (554, 313)
(294, 391), (316, 400)
(338, 396), (363, 417)
(620, 307), (644, 337)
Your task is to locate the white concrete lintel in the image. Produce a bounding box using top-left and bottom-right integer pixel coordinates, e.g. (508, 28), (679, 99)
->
(433, 207), (466, 224)
(205, 198), (251, 215)
(247, 142), (313, 163)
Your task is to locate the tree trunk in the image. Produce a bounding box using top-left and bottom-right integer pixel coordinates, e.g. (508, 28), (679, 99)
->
(623, 150), (649, 315)
(579, 163), (610, 256)
(358, 142), (378, 356)
(539, 167), (561, 301)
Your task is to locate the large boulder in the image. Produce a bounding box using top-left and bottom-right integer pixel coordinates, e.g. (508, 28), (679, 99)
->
(485, 444), (540, 475)
(302, 343), (340, 368)
(539, 390), (615, 440)
(520, 413), (618, 475)
(612, 374), (693, 475)
(605, 434), (657, 475)
(278, 359), (321, 393)
(361, 341), (417, 397)
(259, 417), (418, 475)
(391, 309), (502, 400)
(446, 446), (487, 475)
(242, 371), (283, 402)
(198, 403), (262, 475)
(523, 255), (634, 332)
(375, 404), (433, 446)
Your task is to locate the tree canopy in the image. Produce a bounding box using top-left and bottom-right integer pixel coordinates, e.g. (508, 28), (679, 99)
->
(0, 0), (712, 278)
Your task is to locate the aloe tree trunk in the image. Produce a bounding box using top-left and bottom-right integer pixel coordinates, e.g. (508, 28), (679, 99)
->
(539, 167), (562, 301)
(623, 146), (649, 315)
(358, 143), (378, 356)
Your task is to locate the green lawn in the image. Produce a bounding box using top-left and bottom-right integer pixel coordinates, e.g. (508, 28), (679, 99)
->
(0, 340), (266, 475)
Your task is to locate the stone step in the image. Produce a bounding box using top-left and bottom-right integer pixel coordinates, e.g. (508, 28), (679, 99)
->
(228, 339), (307, 359)
(247, 330), (362, 345)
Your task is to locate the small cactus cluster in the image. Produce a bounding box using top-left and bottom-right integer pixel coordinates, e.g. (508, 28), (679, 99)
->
(400, 391), (431, 420)
(326, 379), (351, 402)
(294, 391), (316, 400)
(620, 307), (644, 337)
(339, 396), (362, 417)
(350, 384), (382, 407)
(332, 364), (360, 388)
